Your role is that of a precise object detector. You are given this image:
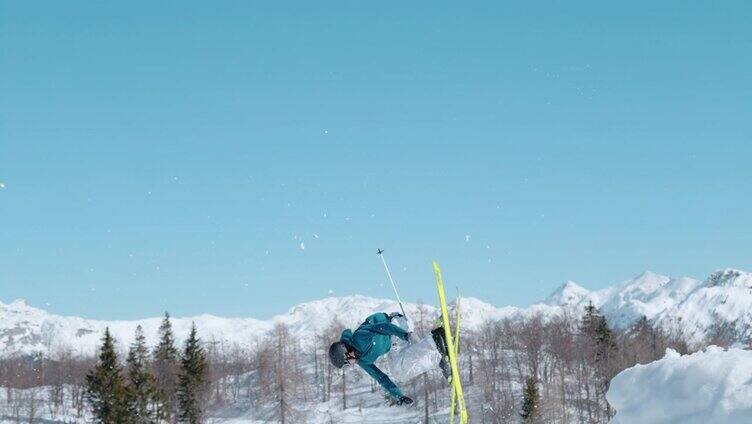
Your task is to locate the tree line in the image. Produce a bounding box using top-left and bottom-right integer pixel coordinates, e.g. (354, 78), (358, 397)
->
(85, 313), (209, 424)
(475, 302), (690, 424)
(0, 302), (732, 423)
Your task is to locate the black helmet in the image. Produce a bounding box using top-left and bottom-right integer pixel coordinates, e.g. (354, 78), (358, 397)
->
(329, 342), (348, 369)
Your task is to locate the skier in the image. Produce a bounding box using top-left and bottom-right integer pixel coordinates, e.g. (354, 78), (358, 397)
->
(328, 311), (452, 406)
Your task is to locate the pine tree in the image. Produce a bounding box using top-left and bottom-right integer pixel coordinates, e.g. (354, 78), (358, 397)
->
(177, 323), (209, 424)
(520, 376), (540, 423)
(153, 312), (179, 422)
(520, 376), (540, 424)
(580, 302), (617, 367)
(580, 302), (600, 336)
(85, 328), (128, 423)
(594, 313), (617, 370)
(126, 325), (159, 423)
(580, 302), (618, 420)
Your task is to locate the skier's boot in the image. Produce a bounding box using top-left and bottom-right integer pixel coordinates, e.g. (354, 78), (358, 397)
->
(431, 327), (452, 383)
(431, 327), (449, 357)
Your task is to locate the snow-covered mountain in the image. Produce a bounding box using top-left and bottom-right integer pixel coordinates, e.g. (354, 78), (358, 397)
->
(658, 269), (752, 343)
(544, 271), (707, 329)
(541, 268), (752, 343)
(0, 295), (428, 358)
(2, 268), (752, 358)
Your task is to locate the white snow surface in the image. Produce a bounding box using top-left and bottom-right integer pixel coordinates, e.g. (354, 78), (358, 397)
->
(2, 268), (752, 357)
(608, 346), (752, 424)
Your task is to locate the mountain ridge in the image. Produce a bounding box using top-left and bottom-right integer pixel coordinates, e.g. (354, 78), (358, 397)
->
(2, 268), (751, 358)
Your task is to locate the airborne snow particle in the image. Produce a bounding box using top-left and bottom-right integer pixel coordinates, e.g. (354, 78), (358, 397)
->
(465, 235), (471, 242)
(300, 242), (305, 250)
(0, 182), (5, 189)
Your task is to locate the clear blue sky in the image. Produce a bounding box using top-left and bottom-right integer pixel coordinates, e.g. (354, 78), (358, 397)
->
(1, 1), (750, 320)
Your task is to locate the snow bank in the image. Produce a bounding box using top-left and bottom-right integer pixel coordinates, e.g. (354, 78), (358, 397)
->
(608, 346), (752, 423)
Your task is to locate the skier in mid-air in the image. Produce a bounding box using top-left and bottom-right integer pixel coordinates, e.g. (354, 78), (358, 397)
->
(328, 311), (452, 405)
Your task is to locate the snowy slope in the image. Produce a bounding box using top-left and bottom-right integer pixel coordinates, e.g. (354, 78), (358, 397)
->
(657, 269), (752, 343)
(0, 298), (271, 358)
(542, 271), (705, 329)
(0, 295), (446, 358)
(543, 268), (752, 343)
(2, 268), (752, 357)
(607, 346), (752, 424)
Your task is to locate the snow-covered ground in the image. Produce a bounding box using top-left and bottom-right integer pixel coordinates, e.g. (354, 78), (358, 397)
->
(607, 346), (752, 424)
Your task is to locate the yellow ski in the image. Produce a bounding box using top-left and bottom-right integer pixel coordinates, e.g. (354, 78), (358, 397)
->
(450, 290), (462, 423)
(433, 261), (468, 424)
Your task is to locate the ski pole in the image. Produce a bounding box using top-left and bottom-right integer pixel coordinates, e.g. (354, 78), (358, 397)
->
(377, 249), (407, 319)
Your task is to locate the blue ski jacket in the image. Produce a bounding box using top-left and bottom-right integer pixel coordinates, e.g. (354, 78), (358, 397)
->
(340, 312), (409, 399)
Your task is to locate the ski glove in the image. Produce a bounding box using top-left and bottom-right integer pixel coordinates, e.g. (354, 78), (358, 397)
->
(388, 312), (404, 320)
(398, 396), (413, 406)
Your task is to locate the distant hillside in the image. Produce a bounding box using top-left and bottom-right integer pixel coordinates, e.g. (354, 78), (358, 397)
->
(2, 268), (751, 357)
